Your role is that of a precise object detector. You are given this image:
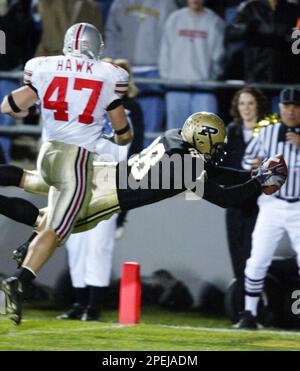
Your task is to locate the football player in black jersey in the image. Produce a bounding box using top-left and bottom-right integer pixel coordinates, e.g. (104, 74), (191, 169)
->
(0, 112), (286, 325)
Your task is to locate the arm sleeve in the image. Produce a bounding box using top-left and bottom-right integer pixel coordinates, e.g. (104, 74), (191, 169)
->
(209, 165), (252, 186)
(114, 67), (129, 96)
(105, 66), (129, 109)
(202, 178), (261, 208)
(23, 57), (40, 92)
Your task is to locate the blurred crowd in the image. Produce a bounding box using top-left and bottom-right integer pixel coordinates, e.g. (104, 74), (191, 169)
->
(1, 0), (300, 161)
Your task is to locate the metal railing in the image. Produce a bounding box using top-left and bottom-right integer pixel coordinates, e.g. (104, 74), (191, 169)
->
(0, 69), (299, 140)
(0, 70), (300, 90)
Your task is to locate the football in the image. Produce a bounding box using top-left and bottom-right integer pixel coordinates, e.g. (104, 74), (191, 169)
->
(262, 184), (280, 195)
(261, 154), (287, 195)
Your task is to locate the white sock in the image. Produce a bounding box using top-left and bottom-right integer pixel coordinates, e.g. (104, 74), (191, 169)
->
(245, 295), (260, 317)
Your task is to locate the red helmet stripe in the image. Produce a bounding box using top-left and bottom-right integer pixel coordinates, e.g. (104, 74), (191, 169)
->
(74, 24), (84, 50)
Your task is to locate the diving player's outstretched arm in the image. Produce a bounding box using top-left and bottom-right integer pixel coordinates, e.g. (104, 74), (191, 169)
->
(201, 157), (287, 208)
(202, 178), (261, 208)
(208, 165), (252, 186)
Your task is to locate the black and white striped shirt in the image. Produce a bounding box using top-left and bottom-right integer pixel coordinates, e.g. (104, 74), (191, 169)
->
(242, 122), (300, 199)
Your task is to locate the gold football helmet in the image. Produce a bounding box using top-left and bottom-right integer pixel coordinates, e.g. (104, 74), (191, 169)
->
(181, 112), (227, 159)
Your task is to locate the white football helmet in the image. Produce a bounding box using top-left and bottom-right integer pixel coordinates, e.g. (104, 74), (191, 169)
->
(63, 23), (104, 60)
(181, 112), (227, 159)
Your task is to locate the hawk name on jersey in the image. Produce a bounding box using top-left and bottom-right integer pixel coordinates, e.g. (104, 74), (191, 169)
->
(56, 58), (95, 74)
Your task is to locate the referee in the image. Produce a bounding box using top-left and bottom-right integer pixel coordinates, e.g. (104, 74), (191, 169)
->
(235, 87), (300, 329)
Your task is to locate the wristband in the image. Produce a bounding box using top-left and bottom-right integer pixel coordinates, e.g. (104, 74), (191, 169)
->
(115, 123), (130, 136)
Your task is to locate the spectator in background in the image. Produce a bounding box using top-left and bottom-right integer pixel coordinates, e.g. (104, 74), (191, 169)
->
(226, 0), (300, 110)
(222, 87), (269, 322)
(95, 0), (113, 26)
(224, 0), (243, 21)
(57, 59), (144, 321)
(35, 0), (103, 57)
(104, 0), (178, 146)
(0, 0), (38, 162)
(223, 0), (245, 81)
(159, 0), (225, 129)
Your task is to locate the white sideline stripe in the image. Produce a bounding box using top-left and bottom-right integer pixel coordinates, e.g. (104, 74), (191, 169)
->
(4, 324), (123, 336)
(1, 319), (300, 337)
(152, 324), (300, 337)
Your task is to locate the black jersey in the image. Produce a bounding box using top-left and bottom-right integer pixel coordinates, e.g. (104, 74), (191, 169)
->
(117, 130), (262, 212)
(117, 129), (204, 210)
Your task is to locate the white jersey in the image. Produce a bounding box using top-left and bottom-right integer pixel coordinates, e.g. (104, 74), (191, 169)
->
(24, 55), (129, 152)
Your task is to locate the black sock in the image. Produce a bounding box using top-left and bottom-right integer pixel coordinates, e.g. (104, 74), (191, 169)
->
(117, 211), (127, 228)
(0, 195), (39, 226)
(27, 232), (38, 243)
(0, 165), (23, 186)
(88, 286), (106, 311)
(74, 287), (89, 307)
(17, 267), (36, 287)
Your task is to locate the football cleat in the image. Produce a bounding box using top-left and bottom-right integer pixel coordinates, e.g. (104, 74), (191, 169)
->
(81, 306), (100, 322)
(56, 303), (85, 320)
(2, 277), (23, 325)
(232, 310), (261, 330)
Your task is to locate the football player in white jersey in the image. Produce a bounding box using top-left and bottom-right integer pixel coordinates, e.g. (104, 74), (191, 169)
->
(0, 23), (132, 324)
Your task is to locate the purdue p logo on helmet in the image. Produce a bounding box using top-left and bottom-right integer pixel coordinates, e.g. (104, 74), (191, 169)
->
(199, 126), (219, 136)
(63, 23), (104, 60)
(181, 112), (227, 158)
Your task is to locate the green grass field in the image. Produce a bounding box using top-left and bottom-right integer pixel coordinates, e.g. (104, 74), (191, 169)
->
(0, 307), (300, 351)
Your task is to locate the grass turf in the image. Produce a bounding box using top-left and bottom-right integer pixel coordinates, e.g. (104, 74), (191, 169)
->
(0, 307), (300, 350)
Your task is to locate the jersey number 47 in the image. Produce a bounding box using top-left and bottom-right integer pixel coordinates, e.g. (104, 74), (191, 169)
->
(43, 76), (103, 124)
